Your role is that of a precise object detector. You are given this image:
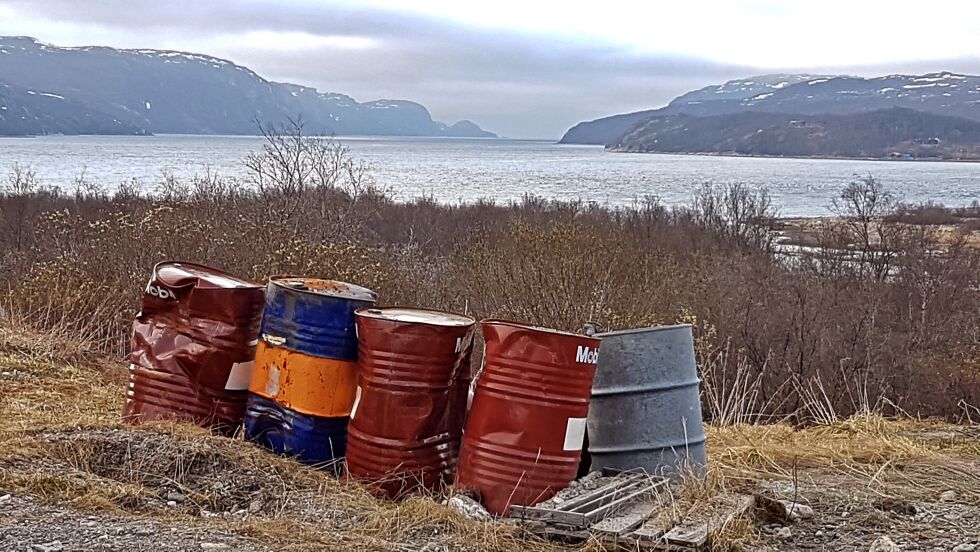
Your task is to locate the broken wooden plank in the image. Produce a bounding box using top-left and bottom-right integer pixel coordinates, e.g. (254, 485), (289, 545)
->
(511, 473), (665, 528)
(663, 522), (708, 548)
(591, 499), (661, 538)
(581, 478), (669, 523)
(656, 494), (755, 550)
(512, 473), (646, 521)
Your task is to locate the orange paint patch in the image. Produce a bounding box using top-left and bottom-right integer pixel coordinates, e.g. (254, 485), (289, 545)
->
(248, 341), (358, 417)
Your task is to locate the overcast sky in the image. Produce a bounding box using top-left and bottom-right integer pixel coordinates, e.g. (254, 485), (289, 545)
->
(1, 0), (979, 138)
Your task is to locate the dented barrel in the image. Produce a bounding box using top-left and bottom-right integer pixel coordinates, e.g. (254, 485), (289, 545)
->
(243, 277), (376, 468)
(345, 307), (475, 498)
(586, 324), (707, 478)
(124, 261), (264, 431)
(455, 320), (600, 515)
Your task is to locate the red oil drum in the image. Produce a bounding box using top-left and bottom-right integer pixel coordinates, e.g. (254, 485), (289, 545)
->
(455, 320), (601, 515)
(124, 261), (264, 431)
(345, 307), (475, 498)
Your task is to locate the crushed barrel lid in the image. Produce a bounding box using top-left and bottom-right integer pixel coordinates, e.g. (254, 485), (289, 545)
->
(270, 276), (377, 302)
(356, 307), (475, 327)
(155, 261), (261, 289)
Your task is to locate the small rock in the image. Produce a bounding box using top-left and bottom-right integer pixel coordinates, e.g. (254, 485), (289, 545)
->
(873, 498), (917, 515)
(248, 499), (263, 513)
(166, 500), (178, 508)
(753, 493), (791, 523)
(166, 491), (185, 503)
(940, 490), (957, 503)
(870, 536), (901, 552)
(775, 527), (792, 539)
(0, 493), (10, 502)
(32, 542), (64, 552)
(952, 545), (976, 552)
(200, 544), (229, 550)
(816, 530), (824, 537)
(446, 494), (491, 521)
(780, 500), (814, 521)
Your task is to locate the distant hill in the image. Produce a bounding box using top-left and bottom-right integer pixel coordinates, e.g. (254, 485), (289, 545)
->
(0, 36), (496, 138)
(609, 107), (980, 160)
(560, 72), (980, 146)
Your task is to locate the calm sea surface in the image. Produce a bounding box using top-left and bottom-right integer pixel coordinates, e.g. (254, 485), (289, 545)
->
(1, 135), (977, 217)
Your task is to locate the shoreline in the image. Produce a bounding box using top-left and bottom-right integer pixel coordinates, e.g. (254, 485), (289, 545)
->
(605, 147), (980, 164)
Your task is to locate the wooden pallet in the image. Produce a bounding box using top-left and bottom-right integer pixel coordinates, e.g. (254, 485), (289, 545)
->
(511, 472), (669, 529)
(514, 473), (755, 551)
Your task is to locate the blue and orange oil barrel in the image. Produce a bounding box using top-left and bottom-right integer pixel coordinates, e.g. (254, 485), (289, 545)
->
(124, 261), (264, 432)
(243, 277), (376, 468)
(455, 320), (601, 515)
(344, 307), (475, 498)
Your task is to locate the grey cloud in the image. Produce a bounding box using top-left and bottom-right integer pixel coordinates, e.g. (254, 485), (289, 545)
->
(2, 1), (976, 138)
(0, 0), (753, 137)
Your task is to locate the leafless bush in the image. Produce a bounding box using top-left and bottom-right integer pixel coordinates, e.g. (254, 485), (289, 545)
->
(691, 182), (777, 250)
(829, 175), (908, 281)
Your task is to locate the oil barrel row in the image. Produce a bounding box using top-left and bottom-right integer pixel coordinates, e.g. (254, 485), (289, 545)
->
(123, 261), (706, 517)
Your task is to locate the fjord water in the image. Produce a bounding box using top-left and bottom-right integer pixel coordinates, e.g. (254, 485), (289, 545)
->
(1, 135), (977, 217)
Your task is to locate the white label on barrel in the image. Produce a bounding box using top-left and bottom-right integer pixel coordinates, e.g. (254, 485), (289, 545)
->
(350, 386), (363, 419)
(563, 417), (587, 451)
(225, 361), (255, 390)
(262, 334), (286, 346)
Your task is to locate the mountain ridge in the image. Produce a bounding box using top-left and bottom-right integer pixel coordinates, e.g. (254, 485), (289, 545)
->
(0, 36), (496, 138)
(609, 107), (980, 160)
(560, 72), (980, 146)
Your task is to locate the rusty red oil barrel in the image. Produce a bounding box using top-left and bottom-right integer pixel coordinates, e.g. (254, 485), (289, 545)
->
(124, 261), (265, 431)
(344, 307), (475, 498)
(455, 320), (601, 515)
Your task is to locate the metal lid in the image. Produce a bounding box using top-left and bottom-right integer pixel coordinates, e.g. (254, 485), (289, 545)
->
(356, 307), (474, 327)
(270, 276), (377, 302)
(154, 261), (260, 289)
(596, 323), (693, 338)
(481, 319), (597, 338)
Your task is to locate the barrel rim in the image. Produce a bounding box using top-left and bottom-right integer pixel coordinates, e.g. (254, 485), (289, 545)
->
(596, 323), (693, 338)
(153, 260), (263, 289)
(481, 318), (598, 339)
(356, 306), (474, 327)
(269, 276), (377, 302)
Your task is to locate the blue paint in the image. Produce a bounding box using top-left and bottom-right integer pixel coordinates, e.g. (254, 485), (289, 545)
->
(259, 278), (375, 361)
(244, 392), (350, 469)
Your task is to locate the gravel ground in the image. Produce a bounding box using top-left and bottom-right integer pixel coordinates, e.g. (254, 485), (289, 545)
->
(0, 494), (268, 552)
(753, 467), (980, 551)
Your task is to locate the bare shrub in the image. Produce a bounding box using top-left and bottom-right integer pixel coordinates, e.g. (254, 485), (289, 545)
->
(691, 182), (777, 250)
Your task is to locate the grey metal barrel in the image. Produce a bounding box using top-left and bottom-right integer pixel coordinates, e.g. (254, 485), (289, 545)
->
(586, 324), (707, 477)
